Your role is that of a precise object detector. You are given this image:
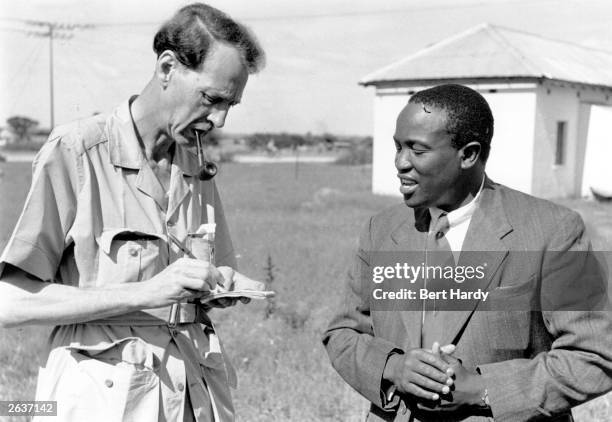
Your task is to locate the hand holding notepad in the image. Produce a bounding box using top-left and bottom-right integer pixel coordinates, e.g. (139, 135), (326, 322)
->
(200, 266), (276, 304)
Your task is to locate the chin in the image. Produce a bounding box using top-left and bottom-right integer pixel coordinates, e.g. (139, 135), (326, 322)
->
(403, 195), (425, 209)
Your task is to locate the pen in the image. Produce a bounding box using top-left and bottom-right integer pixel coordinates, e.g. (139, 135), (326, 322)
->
(167, 232), (197, 259)
(167, 232), (225, 289)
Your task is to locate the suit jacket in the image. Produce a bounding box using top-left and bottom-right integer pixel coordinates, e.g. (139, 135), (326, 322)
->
(323, 178), (612, 422)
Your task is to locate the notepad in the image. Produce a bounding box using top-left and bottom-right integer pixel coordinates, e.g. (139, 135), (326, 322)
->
(200, 289), (276, 303)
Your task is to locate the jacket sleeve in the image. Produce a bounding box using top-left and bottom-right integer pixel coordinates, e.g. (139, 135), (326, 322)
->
(322, 216), (403, 409)
(478, 212), (612, 421)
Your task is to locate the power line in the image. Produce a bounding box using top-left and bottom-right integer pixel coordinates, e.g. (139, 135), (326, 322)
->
(66, 36), (151, 58)
(16, 20), (95, 128)
(0, 26), (31, 34)
(8, 41), (44, 117)
(238, 0), (563, 22)
(0, 0), (574, 28)
(6, 38), (44, 84)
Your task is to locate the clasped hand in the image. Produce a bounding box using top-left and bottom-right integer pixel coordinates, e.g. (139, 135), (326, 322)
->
(385, 342), (485, 412)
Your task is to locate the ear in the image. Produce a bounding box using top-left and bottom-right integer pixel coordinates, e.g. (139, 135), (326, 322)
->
(155, 50), (179, 89)
(459, 141), (481, 169)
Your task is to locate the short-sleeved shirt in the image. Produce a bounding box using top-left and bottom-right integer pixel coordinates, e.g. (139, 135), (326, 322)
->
(0, 98), (238, 421)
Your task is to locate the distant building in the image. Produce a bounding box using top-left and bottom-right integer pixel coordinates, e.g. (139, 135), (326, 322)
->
(361, 23), (612, 198)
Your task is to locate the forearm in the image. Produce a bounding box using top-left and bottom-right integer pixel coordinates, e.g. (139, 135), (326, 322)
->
(0, 270), (153, 328)
(324, 326), (400, 407)
(478, 312), (612, 421)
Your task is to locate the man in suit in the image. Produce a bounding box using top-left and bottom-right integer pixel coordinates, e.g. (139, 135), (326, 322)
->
(323, 84), (612, 421)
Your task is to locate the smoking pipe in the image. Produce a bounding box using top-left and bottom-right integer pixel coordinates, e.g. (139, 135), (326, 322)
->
(194, 129), (218, 180)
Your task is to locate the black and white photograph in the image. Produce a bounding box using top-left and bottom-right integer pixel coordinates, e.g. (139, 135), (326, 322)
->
(1, 1), (611, 421)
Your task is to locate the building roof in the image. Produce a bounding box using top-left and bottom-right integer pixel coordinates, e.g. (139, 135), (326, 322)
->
(360, 23), (612, 88)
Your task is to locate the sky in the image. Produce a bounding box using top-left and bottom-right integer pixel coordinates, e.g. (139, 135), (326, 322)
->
(2, 0), (612, 136)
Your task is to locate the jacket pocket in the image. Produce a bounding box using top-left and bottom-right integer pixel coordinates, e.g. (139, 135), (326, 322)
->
(480, 276), (536, 350)
(485, 274), (538, 310)
(38, 337), (159, 422)
(96, 229), (167, 286)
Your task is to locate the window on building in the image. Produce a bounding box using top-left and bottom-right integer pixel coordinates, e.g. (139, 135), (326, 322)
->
(555, 121), (566, 165)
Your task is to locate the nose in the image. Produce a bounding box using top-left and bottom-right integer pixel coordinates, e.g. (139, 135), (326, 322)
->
(395, 149), (413, 172)
(208, 106), (229, 129)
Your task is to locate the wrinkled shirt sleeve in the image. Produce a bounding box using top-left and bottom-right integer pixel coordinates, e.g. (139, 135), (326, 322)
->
(1, 134), (81, 281)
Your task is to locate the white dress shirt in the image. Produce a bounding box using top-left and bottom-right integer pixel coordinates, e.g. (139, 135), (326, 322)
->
(428, 177), (485, 258)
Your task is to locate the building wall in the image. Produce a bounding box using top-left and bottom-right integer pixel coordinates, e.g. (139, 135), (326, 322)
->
(371, 83), (537, 196)
(532, 83), (581, 198)
(582, 104), (612, 196)
(371, 93), (410, 196)
(532, 81), (612, 198)
(483, 90), (536, 193)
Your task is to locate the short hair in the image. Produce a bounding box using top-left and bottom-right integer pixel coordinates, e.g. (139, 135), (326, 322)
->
(153, 3), (265, 73)
(408, 84), (494, 161)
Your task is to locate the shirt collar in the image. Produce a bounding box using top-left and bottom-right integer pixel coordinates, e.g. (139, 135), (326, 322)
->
(106, 97), (145, 170)
(429, 176), (485, 229)
(173, 140), (200, 177)
(106, 96), (200, 176)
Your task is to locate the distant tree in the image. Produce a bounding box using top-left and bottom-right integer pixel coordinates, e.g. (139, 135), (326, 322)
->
(6, 116), (39, 143)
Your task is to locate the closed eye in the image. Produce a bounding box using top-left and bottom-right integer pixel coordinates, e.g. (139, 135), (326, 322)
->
(201, 93), (222, 105)
(409, 146), (428, 155)
(201, 92), (240, 108)
(394, 140), (428, 155)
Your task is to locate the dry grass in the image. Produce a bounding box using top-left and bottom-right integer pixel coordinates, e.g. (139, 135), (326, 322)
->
(0, 161), (610, 421)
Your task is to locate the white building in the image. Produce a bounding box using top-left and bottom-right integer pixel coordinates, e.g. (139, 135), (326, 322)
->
(361, 23), (612, 198)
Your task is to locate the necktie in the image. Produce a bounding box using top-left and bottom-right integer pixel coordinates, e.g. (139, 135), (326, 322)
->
(421, 212), (454, 347)
(427, 212), (451, 253)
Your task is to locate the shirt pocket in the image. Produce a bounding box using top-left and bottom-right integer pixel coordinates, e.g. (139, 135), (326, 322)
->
(39, 337), (159, 421)
(96, 229), (168, 286)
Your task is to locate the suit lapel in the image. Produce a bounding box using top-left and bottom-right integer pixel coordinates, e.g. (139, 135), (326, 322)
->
(437, 177), (513, 346)
(390, 208), (429, 350)
(382, 180), (514, 349)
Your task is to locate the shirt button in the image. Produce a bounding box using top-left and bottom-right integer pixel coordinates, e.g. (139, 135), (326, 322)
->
(105, 379), (114, 388)
(177, 383), (185, 392)
(129, 247), (139, 257)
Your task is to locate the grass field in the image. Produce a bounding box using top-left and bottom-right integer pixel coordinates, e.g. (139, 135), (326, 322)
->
(0, 161), (611, 421)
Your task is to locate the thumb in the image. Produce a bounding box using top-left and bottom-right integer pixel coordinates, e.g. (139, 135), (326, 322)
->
(233, 271), (265, 291)
(440, 344), (456, 355)
(216, 266), (235, 290)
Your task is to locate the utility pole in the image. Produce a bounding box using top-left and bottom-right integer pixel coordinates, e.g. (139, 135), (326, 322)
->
(24, 20), (93, 129)
(48, 24), (54, 129)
